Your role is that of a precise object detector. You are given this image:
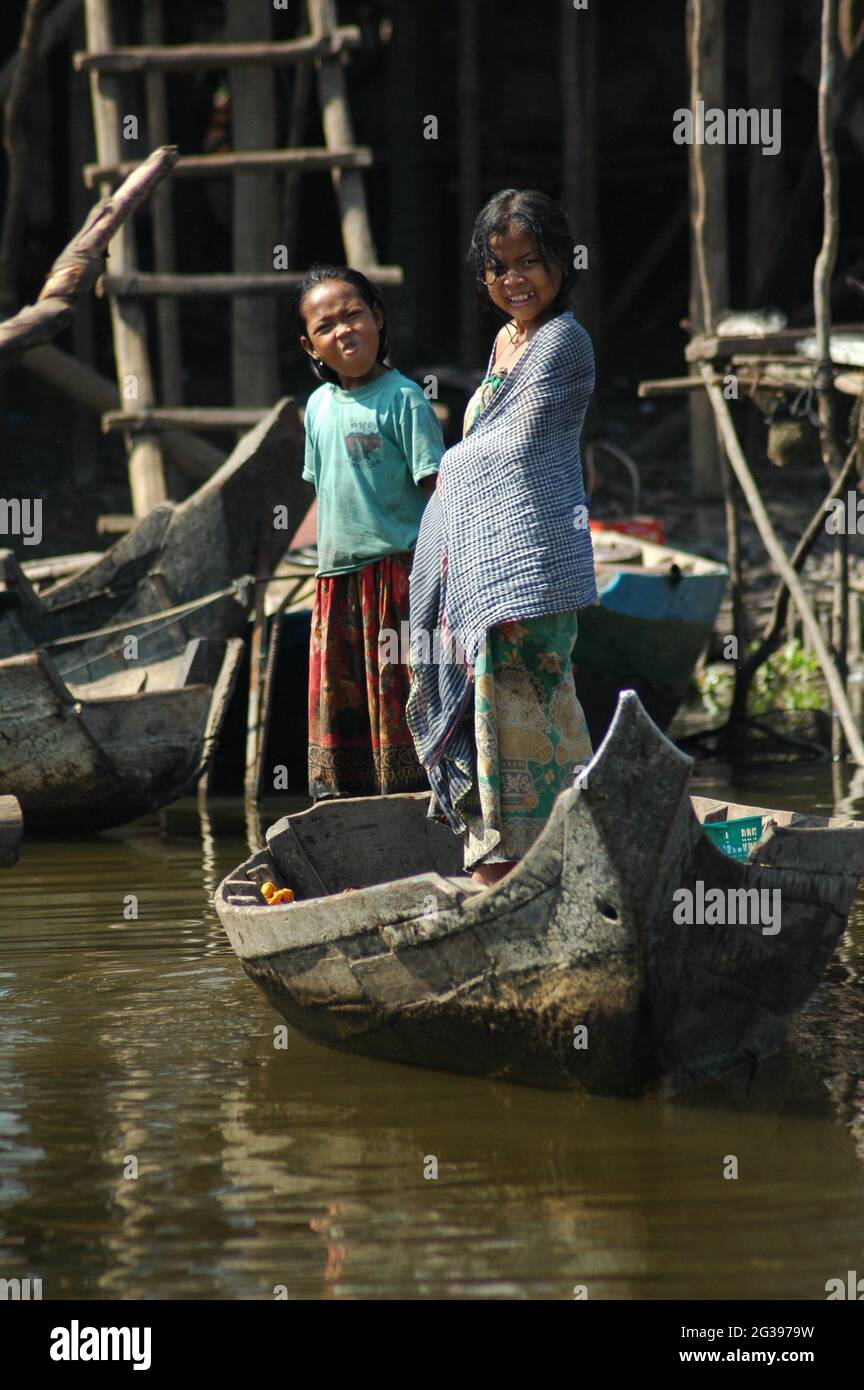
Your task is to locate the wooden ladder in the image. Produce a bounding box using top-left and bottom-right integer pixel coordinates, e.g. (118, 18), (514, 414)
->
(77, 0), (402, 516)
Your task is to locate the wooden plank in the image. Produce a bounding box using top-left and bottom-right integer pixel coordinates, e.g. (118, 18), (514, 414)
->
(101, 268), (403, 296)
(73, 31), (363, 73)
(83, 146), (372, 187)
(309, 0), (378, 267)
(83, 0), (166, 516)
(102, 407), (268, 432)
(640, 365), (864, 397)
(0, 795), (24, 869)
(686, 322), (864, 361)
(281, 10), (314, 273)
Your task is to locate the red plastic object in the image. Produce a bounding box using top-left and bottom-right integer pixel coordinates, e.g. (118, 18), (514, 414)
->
(589, 516), (666, 545)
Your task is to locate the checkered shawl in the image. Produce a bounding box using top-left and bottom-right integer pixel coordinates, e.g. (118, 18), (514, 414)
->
(407, 311), (597, 829)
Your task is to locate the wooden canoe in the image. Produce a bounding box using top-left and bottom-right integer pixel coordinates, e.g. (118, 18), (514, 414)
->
(0, 399), (313, 830)
(572, 531), (727, 742)
(215, 691), (864, 1094)
(2, 637), (244, 832)
(0, 397), (311, 665)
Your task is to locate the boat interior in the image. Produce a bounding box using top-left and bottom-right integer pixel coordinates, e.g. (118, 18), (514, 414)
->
(222, 788), (861, 911)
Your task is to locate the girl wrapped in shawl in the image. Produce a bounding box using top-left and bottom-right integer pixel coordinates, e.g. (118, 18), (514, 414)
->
(407, 190), (596, 887)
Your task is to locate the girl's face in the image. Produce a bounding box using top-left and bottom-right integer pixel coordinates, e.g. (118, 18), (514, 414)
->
(483, 226), (563, 325)
(300, 281), (385, 388)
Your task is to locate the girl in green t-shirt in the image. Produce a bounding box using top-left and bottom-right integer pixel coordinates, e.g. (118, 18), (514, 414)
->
(296, 266), (443, 800)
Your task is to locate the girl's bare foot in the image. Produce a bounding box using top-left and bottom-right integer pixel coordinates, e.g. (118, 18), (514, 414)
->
(471, 862), (515, 888)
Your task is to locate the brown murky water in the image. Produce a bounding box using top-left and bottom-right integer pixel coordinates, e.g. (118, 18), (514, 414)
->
(2, 767), (864, 1301)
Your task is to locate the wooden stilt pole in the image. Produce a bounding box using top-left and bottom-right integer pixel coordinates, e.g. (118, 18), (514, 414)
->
(227, 0), (280, 409)
(702, 368), (864, 766)
(813, 0), (848, 756)
(686, 0), (728, 502)
(143, 0), (183, 411)
(83, 0), (167, 516)
(308, 0), (377, 267)
(560, 0), (598, 345)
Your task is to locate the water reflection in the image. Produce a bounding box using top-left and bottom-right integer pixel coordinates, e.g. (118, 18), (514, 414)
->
(0, 769), (861, 1300)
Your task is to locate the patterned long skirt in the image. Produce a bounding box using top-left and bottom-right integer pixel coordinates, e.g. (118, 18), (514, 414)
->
(460, 612), (593, 868)
(308, 553), (429, 799)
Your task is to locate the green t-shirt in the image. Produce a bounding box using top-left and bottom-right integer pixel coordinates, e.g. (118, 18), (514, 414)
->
(302, 368), (444, 576)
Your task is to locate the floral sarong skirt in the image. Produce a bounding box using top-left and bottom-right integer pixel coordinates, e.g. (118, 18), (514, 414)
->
(461, 612), (593, 868)
(308, 553), (429, 799)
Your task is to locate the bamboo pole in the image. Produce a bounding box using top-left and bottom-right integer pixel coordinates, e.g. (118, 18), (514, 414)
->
(814, 0), (843, 480)
(101, 268), (401, 295)
(73, 32), (362, 74)
(0, 146), (179, 366)
(143, 0), (182, 410)
(702, 367), (864, 766)
(102, 407), (268, 432)
(813, 0), (848, 757)
(83, 147), (371, 186)
(686, 0), (728, 501)
(308, 0), (378, 267)
(280, 11), (314, 272)
(83, 0), (167, 515)
(244, 525), (271, 802)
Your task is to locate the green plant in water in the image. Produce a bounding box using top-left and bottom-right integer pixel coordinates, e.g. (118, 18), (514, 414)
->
(690, 639), (828, 716)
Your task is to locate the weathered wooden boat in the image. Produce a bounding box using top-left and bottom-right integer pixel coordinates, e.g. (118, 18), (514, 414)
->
(215, 691), (864, 1094)
(574, 530), (728, 742)
(0, 397), (309, 664)
(0, 400), (313, 831)
(2, 637), (243, 832)
(0, 795), (23, 868)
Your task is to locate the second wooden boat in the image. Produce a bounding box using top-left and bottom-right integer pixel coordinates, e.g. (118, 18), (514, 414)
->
(215, 691), (864, 1093)
(3, 637), (243, 832)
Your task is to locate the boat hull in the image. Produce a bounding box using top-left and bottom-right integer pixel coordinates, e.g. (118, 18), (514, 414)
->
(216, 693), (864, 1093)
(0, 639), (243, 832)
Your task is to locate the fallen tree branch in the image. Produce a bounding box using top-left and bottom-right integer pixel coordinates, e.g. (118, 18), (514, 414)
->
(0, 144), (179, 371)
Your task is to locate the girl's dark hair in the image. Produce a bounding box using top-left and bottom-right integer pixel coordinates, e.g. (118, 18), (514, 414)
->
(294, 265), (391, 384)
(467, 189), (577, 319)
